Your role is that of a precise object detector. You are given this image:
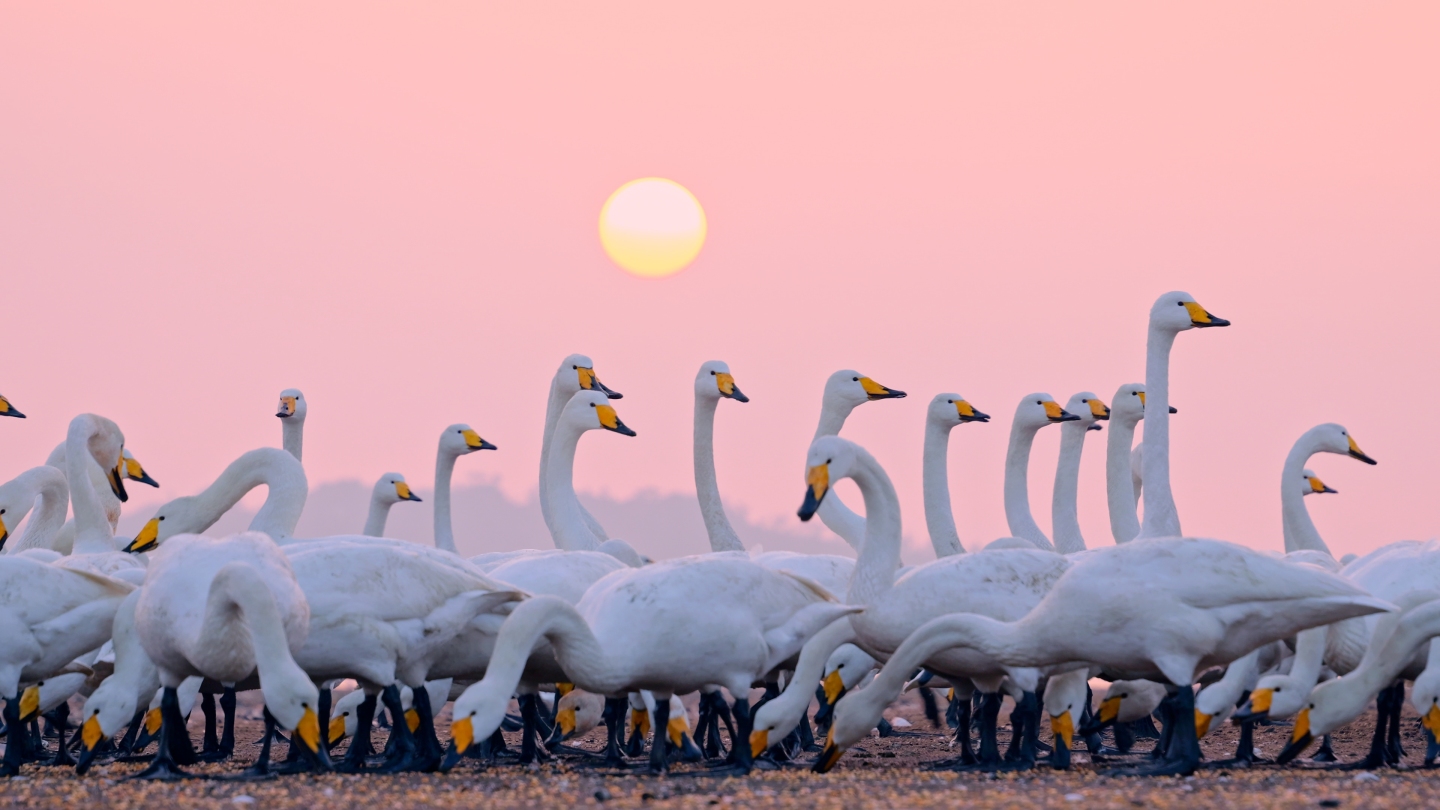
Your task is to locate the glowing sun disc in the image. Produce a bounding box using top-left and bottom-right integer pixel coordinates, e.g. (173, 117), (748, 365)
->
(599, 178), (707, 277)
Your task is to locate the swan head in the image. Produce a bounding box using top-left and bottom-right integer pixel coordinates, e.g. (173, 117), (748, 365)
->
(823, 369), (905, 411)
(927, 393), (989, 427)
(76, 677), (142, 774)
(696, 360), (748, 403)
(1300, 469), (1337, 497)
(1233, 672), (1310, 725)
(328, 688), (368, 744)
(556, 353), (622, 400)
(812, 675), (892, 773)
(1063, 392), (1110, 432)
(373, 472), (423, 505)
(1277, 674), (1374, 763)
(121, 449), (161, 488)
(262, 674), (325, 757)
(1079, 679), (1168, 736)
(444, 680), (514, 770)
(1410, 666), (1440, 741)
(439, 423), (498, 458)
(797, 435), (861, 521)
(555, 689), (605, 740)
(0, 393), (24, 419)
(1013, 393), (1079, 431)
(1307, 422), (1378, 467)
(71, 414), (130, 503)
(276, 388), (306, 422)
(1043, 670), (1092, 752)
(562, 390), (637, 437)
(1150, 291), (1230, 333)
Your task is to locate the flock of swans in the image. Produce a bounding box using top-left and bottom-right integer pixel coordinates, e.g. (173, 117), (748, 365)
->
(2, 290), (1438, 784)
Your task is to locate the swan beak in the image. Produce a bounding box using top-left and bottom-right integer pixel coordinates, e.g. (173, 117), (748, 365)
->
(1194, 710), (1212, 739)
(82, 714), (104, 751)
(0, 395), (24, 418)
(328, 714), (347, 744)
(277, 395), (297, 418)
(1308, 476), (1338, 495)
(1088, 399), (1111, 420)
(461, 429), (498, 451)
(144, 707), (163, 735)
(395, 481), (423, 502)
(124, 455), (161, 488)
(451, 716), (474, 756)
(556, 707), (576, 739)
(1276, 709), (1313, 763)
(798, 464), (830, 521)
(1087, 423), (1104, 431)
(1234, 688), (1272, 724)
(1183, 300), (1230, 328)
(1043, 401), (1081, 423)
(125, 518), (161, 554)
(1423, 704), (1440, 737)
(955, 400), (990, 423)
(556, 682), (574, 697)
(716, 372), (749, 403)
(750, 729), (769, 758)
(1098, 695), (1121, 725)
(595, 404), (637, 436)
(0, 515), (9, 552)
(813, 728), (844, 773)
(578, 366), (623, 400)
(108, 461), (129, 503)
(822, 670), (845, 705)
(19, 684), (41, 722)
(858, 377), (905, 401)
(405, 708), (421, 733)
(293, 706), (321, 752)
(1347, 436), (1377, 465)
(628, 708), (650, 736)
(1050, 710), (1074, 750)
(667, 715), (687, 747)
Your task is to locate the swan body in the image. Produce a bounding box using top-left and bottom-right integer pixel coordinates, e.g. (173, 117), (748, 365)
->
(362, 472), (422, 537)
(1051, 392), (1109, 554)
(810, 370), (906, 550)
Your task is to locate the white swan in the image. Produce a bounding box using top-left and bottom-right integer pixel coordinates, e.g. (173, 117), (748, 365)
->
(546, 392), (637, 552)
(361, 472), (422, 538)
(433, 424), (498, 553)
(921, 393), (990, 557)
(0, 555), (134, 775)
(1050, 392), (1109, 554)
(0, 393), (24, 419)
(1136, 291), (1229, 540)
(43, 443), (160, 550)
(276, 388), (307, 461)
(809, 370), (906, 550)
(816, 537), (1391, 775)
(76, 590), (160, 771)
(1002, 393), (1081, 551)
(751, 435), (1072, 769)
(0, 465), (68, 555)
(126, 447), (309, 550)
(694, 360), (749, 553)
(444, 555), (859, 774)
(1282, 423), (1377, 554)
(55, 414), (144, 577)
(539, 355), (622, 547)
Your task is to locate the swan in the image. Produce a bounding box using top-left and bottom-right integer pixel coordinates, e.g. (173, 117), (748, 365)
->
(750, 434), (1072, 770)
(693, 360), (749, 553)
(1135, 291), (1229, 540)
(328, 680), (450, 746)
(1050, 392), (1109, 554)
(816, 537), (1392, 776)
(921, 393), (991, 558)
(433, 424), (498, 553)
(126, 447), (309, 550)
(1282, 423), (1377, 554)
(361, 472), (422, 538)
(1192, 641), (1288, 764)
(0, 466), (68, 555)
(276, 388), (306, 460)
(76, 590), (161, 772)
(129, 532), (326, 779)
(1104, 384), (1159, 544)
(54, 414), (144, 577)
(0, 393), (23, 418)
(545, 392), (638, 553)
(809, 370), (906, 550)
(443, 555), (860, 774)
(1002, 393), (1081, 550)
(539, 355), (622, 547)
(0, 556), (134, 775)
(43, 444), (160, 549)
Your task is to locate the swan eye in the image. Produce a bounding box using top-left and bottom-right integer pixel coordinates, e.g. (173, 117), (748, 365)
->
(1036, 400), (1043, 405)
(711, 370), (716, 375)
(573, 365), (578, 369)
(590, 403), (597, 408)
(852, 377), (859, 382)
(158, 516), (165, 521)
(826, 458), (832, 464)
(0, 509), (5, 515)
(1177, 301), (1185, 307)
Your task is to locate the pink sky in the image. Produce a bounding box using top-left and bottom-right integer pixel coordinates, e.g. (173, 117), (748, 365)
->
(3, 2), (1437, 561)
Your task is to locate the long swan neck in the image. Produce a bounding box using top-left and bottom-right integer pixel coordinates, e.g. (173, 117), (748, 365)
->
(538, 378), (569, 535)
(1106, 415), (1142, 544)
(433, 447), (458, 553)
(813, 399), (856, 440)
(246, 458), (308, 541)
(694, 395), (743, 552)
(1003, 422), (1053, 550)
(1050, 423), (1089, 554)
(362, 497), (391, 538)
(922, 420), (963, 557)
(1139, 327), (1181, 539)
(204, 562), (309, 694)
(12, 467), (70, 553)
(281, 419), (303, 462)
(546, 422), (599, 551)
(870, 614), (1025, 700)
(66, 417), (114, 554)
(1281, 434), (1329, 555)
(1289, 626), (1328, 689)
(846, 449), (903, 606)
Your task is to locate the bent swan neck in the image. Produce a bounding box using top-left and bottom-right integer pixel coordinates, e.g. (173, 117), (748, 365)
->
(10, 467), (70, 553)
(846, 447), (904, 606)
(203, 562), (308, 691)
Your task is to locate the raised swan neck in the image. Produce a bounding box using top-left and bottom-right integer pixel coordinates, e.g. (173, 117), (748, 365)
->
(694, 394), (744, 552)
(922, 419), (964, 557)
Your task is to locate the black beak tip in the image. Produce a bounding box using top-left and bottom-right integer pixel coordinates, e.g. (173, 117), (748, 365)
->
(1087, 423), (1104, 431)
(277, 412), (290, 418)
(481, 440), (499, 451)
(411, 495), (424, 502)
(1168, 406), (1179, 414)
(730, 389), (750, 403)
(616, 425), (637, 437)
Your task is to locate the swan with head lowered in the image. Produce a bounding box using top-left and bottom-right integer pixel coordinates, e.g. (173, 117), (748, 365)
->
(816, 536), (1393, 776)
(1050, 392), (1110, 554)
(361, 472), (423, 538)
(751, 431), (1073, 771)
(42, 443), (160, 553)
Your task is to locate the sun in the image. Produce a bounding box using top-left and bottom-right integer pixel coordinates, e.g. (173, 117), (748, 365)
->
(598, 178), (707, 277)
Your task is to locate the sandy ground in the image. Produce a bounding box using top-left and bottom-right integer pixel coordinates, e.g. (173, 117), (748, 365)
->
(5, 688), (1440, 809)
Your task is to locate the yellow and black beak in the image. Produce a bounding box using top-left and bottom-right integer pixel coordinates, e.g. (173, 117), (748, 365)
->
(124, 456), (161, 488)
(1183, 300), (1230, 328)
(108, 460), (129, 503)
(395, 481), (423, 502)
(716, 372), (749, 403)
(1308, 475), (1338, 495)
(1194, 710), (1213, 739)
(822, 669), (845, 705)
(578, 366), (623, 400)
(125, 518), (161, 554)
(75, 713), (107, 774)
(859, 377), (906, 401)
(798, 464), (830, 521)
(451, 716), (475, 756)
(296, 706), (321, 753)
(1136, 391), (1178, 413)
(1050, 710), (1075, 750)
(1233, 687), (1272, 724)
(328, 713), (348, 745)
(461, 428), (499, 451)
(955, 400), (990, 423)
(750, 729), (770, 758)
(1088, 399), (1111, 421)
(1042, 401), (1081, 423)
(1276, 708), (1314, 763)
(19, 684), (41, 723)
(0, 395), (25, 419)
(277, 395), (297, 418)
(595, 404), (637, 436)
(556, 707), (577, 739)
(1081, 695), (1122, 735)
(812, 728), (844, 773)
(1423, 704), (1440, 739)
(0, 513), (9, 552)
(1347, 435), (1377, 466)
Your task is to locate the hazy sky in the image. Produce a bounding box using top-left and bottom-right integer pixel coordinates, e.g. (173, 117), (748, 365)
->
(4, 2), (1436, 560)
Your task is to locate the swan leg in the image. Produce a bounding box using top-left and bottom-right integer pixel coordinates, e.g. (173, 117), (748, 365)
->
(2, 694), (30, 776)
(1102, 687), (1201, 777)
(317, 686), (332, 753)
(1206, 719), (1266, 769)
(218, 686), (237, 759)
(647, 697), (670, 774)
(128, 688), (195, 781)
(676, 730), (705, 764)
(706, 697), (754, 776)
(1385, 681), (1406, 765)
(199, 692), (220, 759)
(919, 687), (941, 729)
(43, 702), (76, 767)
(975, 691), (1003, 767)
(517, 693), (552, 766)
(375, 685), (425, 773)
(797, 708), (818, 752)
(1311, 734), (1338, 763)
(601, 696), (630, 768)
(226, 708), (280, 780)
(336, 692), (378, 773)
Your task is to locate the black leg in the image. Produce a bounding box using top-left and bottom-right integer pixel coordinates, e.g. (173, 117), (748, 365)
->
(975, 692), (1002, 767)
(337, 693), (377, 773)
(1312, 734), (1338, 763)
(117, 709), (144, 756)
(317, 687), (332, 753)
(729, 697), (754, 773)
(602, 697), (629, 768)
(200, 692), (220, 759)
(1385, 682), (1406, 766)
(44, 703), (75, 767)
(2, 695), (27, 776)
(376, 685), (421, 772)
(648, 697), (670, 774)
(919, 687), (941, 729)
(797, 708), (817, 751)
(517, 693), (551, 765)
(128, 687), (194, 781)
(218, 686), (237, 759)
(1104, 687), (1201, 777)
(231, 708), (278, 779)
